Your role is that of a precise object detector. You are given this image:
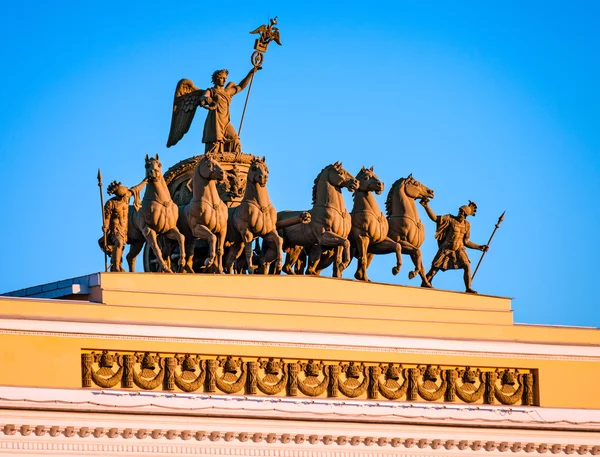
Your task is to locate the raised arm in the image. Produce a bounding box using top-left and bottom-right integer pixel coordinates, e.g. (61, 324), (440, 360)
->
(129, 178), (148, 195)
(226, 67), (260, 95)
(419, 199), (438, 222)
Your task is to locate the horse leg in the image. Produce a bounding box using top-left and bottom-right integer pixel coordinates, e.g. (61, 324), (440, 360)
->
(126, 240), (144, 272)
(354, 235), (369, 281)
(368, 238), (403, 276)
(215, 229), (226, 274)
(296, 249), (307, 274)
(236, 229), (256, 274)
(412, 249), (432, 287)
(260, 231), (283, 274)
(306, 245), (323, 275)
(190, 224), (217, 269)
(223, 240), (244, 274)
(283, 246), (298, 275)
(424, 267), (438, 288)
(164, 227), (186, 271)
(397, 240), (431, 287)
(316, 231), (351, 277)
(143, 227), (172, 273)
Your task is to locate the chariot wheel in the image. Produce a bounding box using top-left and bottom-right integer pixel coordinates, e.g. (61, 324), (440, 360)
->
(142, 238), (182, 273)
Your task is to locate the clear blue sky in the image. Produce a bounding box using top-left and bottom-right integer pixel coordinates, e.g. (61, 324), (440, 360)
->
(1, 1), (599, 327)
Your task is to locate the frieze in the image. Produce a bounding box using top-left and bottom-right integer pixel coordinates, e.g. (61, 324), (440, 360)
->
(81, 350), (538, 406)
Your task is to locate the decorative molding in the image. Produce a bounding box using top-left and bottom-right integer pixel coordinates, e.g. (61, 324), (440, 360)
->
(82, 350), (538, 406)
(0, 425), (598, 455)
(1, 318), (598, 362)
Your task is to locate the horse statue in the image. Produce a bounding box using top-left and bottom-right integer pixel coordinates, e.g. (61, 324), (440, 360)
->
(177, 153), (228, 273)
(279, 161), (358, 277)
(350, 166), (402, 282)
(126, 154), (186, 272)
(223, 157), (282, 274)
(385, 174), (435, 287)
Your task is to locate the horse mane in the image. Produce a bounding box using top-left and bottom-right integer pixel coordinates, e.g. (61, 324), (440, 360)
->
(385, 178), (405, 217)
(312, 164), (334, 205)
(352, 168), (371, 203)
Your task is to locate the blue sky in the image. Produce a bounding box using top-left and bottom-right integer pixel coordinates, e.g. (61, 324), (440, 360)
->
(1, 1), (599, 327)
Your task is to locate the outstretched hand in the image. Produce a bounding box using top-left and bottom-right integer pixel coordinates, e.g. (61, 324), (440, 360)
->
(419, 198), (430, 207)
(481, 245), (489, 252)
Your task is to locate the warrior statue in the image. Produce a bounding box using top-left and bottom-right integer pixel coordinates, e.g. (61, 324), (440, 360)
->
(99, 179), (147, 272)
(166, 67), (260, 153)
(420, 200), (488, 293)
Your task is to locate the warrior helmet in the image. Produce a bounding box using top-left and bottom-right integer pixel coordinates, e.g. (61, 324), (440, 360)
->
(459, 200), (478, 216)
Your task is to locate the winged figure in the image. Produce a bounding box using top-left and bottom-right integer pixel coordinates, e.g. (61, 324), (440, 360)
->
(166, 67), (258, 153)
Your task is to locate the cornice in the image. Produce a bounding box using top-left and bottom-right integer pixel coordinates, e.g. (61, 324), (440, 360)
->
(0, 318), (598, 362)
(1, 387), (599, 431)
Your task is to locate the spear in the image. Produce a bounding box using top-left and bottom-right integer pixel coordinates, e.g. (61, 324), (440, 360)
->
(472, 211), (505, 280)
(238, 17), (282, 136)
(238, 71), (256, 137)
(97, 168), (108, 272)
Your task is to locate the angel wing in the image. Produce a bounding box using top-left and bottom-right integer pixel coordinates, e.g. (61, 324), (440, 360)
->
(166, 79), (204, 148)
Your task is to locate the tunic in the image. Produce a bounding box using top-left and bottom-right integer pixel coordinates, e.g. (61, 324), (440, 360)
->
(202, 87), (234, 144)
(431, 214), (471, 271)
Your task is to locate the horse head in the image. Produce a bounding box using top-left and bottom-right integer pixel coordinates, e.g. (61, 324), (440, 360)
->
(144, 154), (163, 182)
(327, 161), (358, 192)
(248, 156), (269, 187)
(402, 174), (434, 200)
(356, 166), (384, 195)
(198, 153), (225, 181)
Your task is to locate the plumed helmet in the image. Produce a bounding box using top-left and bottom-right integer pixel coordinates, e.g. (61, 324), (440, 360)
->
(459, 200), (478, 216)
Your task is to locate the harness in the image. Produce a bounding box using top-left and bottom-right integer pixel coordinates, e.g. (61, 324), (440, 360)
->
(144, 197), (173, 208)
(191, 198), (221, 211)
(247, 200), (272, 214)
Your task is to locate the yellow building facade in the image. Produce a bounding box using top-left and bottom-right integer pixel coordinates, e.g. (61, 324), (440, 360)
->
(0, 273), (599, 456)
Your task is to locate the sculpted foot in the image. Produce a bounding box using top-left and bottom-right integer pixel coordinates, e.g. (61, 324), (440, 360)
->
(392, 266), (401, 276)
(421, 280), (433, 288)
(465, 288), (478, 294)
(408, 270), (417, 279)
(204, 256), (215, 269)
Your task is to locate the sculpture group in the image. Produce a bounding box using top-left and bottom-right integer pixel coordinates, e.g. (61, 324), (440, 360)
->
(98, 18), (501, 293)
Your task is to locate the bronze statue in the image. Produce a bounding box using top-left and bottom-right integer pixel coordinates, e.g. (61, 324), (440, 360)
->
(223, 157), (283, 274)
(126, 155), (186, 273)
(350, 167), (402, 282)
(420, 200), (488, 293)
(249, 17), (282, 67)
(98, 178), (147, 272)
(279, 162), (358, 277)
(385, 175), (435, 287)
(166, 67), (259, 153)
(177, 154), (229, 273)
